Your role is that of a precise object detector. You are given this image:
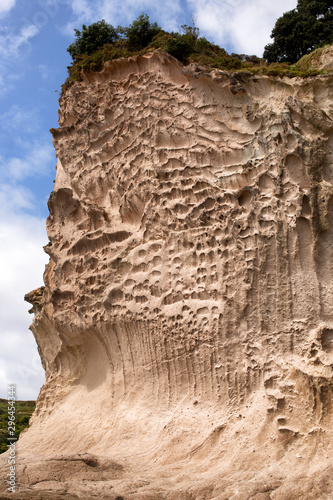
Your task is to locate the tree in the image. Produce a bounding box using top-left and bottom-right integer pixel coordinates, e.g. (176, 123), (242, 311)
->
(67, 20), (119, 61)
(264, 0), (333, 63)
(165, 24), (199, 62)
(119, 13), (161, 51)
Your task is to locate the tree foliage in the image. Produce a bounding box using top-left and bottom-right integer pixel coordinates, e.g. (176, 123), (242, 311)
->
(165, 24), (200, 62)
(67, 20), (119, 60)
(264, 0), (333, 63)
(0, 399), (35, 454)
(118, 13), (161, 50)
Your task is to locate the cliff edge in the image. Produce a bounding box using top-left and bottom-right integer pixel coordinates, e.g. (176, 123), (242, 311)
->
(1, 50), (333, 499)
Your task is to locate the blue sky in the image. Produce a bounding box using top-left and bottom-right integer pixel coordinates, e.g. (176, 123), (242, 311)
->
(0, 0), (298, 400)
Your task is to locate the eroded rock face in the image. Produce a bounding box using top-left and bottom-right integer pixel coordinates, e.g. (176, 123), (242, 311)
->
(2, 51), (333, 499)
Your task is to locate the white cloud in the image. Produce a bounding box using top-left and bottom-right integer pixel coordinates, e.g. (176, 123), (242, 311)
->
(0, 24), (39, 59)
(0, 0), (16, 15)
(0, 65), (22, 96)
(0, 23), (37, 96)
(0, 183), (35, 212)
(0, 104), (55, 182)
(70, 0), (94, 19)
(2, 141), (54, 182)
(61, 0), (95, 35)
(0, 61), (15, 96)
(0, 104), (40, 134)
(62, 0), (184, 37)
(0, 213), (48, 400)
(98, 0), (183, 31)
(186, 0), (298, 55)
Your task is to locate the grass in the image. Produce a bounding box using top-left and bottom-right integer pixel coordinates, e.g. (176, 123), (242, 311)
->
(0, 399), (35, 454)
(295, 45), (333, 72)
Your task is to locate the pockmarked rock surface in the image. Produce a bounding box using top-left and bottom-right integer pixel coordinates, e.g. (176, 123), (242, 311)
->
(1, 51), (333, 499)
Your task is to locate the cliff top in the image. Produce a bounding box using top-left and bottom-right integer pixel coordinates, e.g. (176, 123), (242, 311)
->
(63, 15), (333, 94)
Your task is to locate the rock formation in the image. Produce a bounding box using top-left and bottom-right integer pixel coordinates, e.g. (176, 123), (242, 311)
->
(1, 50), (333, 499)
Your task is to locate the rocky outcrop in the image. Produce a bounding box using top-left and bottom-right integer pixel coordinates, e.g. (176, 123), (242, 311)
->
(1, 50), (333, 499)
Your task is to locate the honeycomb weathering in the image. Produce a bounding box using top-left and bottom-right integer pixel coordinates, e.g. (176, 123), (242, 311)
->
(2, 51), (333, 499)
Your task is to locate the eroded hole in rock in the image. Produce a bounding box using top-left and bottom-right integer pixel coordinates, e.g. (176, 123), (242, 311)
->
(258, 173), (275, 191)
(238, 189), (252, 208)
(320, 328), (333, 353)
(284, 154), (310, 188)
(301, 195), (311, 216)
(286, 133), (297, 151)
(82, 457), (99, 468)
(107, 288), (124, 303)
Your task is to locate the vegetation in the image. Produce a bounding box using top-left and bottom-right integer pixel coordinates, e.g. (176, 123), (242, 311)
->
(67, 20), (119, 60)
(295, 44), (332, 70)
(0, 399), (35, 454)
(64, 13), (330, 91)
(264, 0), (333, 63)
(65, 15), (243, 82)
(118, 13), (161, 51)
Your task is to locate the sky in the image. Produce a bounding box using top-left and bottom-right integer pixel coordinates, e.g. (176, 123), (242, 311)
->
(0, 0), (298, 400)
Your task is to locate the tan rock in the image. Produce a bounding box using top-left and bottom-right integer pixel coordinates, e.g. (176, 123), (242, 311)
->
(1, 51), (333, 499)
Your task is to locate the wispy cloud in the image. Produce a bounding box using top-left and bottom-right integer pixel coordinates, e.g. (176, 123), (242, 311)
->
(38, 63), (51, 80)
(62, 0), (184, 37)
(0, 184), (35, 213)
(0, 63), (22, 95)
(0, 7), (41, 97)
(1, 142), (54, 182)
(0, 23), (38, 59)
(0, 104), (39, 134)
(0, 105), (55, 183)
(0, 0), (16, 16)
(186, 0), (298, 55)
(0, 22), (39, 97)
(70, 0), (95, 19)
(98, 0), (184, 31)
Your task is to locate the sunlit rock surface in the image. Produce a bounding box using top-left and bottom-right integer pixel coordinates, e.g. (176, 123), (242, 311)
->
(1, 51), (333, 499)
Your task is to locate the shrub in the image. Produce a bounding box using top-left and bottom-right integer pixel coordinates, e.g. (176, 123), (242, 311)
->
(63, 14), (326, 89)
(67, 20), (118, 61)
(119, 13), (161, 51)
(67, 40), (133, 81)
(166, 34), (196, 62)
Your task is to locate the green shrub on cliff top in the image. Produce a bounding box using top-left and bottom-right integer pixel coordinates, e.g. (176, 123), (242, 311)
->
(119, 13), (161, 51)
(65, 14), (245, 85)
(67, 20), (119, 60)
(64, 13), (324, 89)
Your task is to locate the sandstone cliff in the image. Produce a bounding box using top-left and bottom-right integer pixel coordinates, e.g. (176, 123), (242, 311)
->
(1, 50), (333, 499)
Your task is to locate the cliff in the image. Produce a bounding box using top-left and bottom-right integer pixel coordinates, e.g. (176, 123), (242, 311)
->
(1, 50), (333, 499)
